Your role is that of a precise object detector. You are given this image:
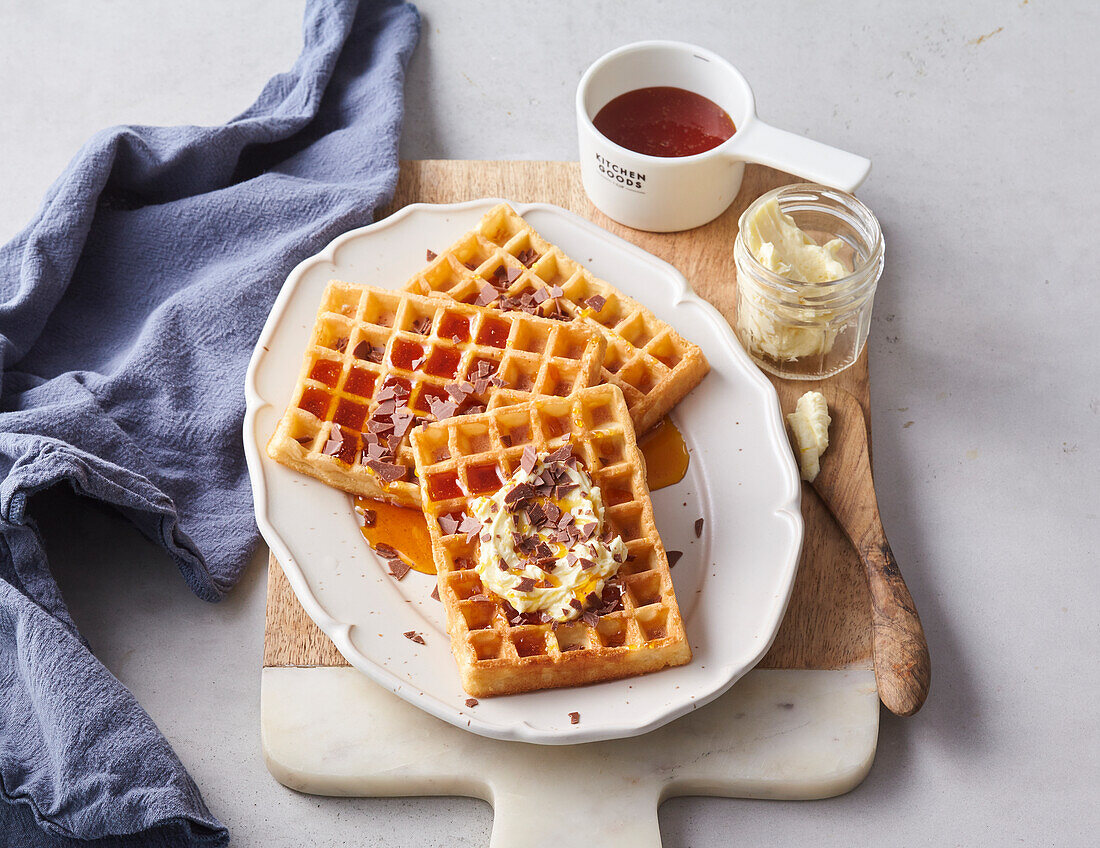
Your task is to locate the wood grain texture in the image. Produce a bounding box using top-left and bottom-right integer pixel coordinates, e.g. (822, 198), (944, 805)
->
(264, 160), (873, 672)
(813, 389), (929, 713)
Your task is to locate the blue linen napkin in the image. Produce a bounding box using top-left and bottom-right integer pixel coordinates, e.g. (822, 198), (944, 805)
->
(0, 1), (419, 845)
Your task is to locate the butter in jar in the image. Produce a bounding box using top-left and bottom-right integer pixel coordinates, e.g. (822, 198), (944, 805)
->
(732, 184), (884, 380)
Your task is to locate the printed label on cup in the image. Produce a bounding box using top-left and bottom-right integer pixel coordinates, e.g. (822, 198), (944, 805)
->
(594, 154), (648, 194)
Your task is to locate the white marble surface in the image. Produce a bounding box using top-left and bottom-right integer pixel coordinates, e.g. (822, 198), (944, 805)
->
(261, 667), (878, 847)
(2, 1), (1097, 846)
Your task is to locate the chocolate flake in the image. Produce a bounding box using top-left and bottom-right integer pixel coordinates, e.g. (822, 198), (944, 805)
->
(475, 283), (498, 307)
(333, 337), (348, 353)
(517, 248), (539, 267)
(321, 424), (344, 457)
(403, 630), (425, 644)
(585, 295), (606, 312)
(694, 518), (704, 538)
(358, 507), (376, 527)
(569, 711), (580, 725)
(388, 560), (412, 580)
(412, 317), (432, 334)
(546, 444), (573, 463)
(439, 514), (460, 535)
(426, 249), (438, 261)
(582, 611), (599, 627)
(516, 576), (536, 592)
(458, 514), (482, 541)
(430, 585), (440, 602)
(465, 698), (479, 708)
(354, 341), (384, 363)
(365, 460), (408, 483)
(667, 550), (683, 567)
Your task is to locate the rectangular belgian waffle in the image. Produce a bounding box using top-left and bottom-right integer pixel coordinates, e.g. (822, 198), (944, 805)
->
(409, 384), (691, 696)
(403, 203), (710, 434)
(267, 281), (606, 507)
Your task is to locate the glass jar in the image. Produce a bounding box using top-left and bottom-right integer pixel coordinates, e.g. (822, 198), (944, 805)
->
(732, 184), (884, 380)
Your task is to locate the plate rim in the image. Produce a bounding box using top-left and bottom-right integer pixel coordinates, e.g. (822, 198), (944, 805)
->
(243, 198), (803, 744)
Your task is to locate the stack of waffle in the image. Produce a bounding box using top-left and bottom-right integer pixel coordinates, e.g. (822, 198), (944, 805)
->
(268, 204), (709, 695)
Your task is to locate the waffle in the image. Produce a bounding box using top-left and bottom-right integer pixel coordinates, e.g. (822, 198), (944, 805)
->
(267, 281), (606, 507)
(410, 384), (691, 697)
(403, 203), (709, 434)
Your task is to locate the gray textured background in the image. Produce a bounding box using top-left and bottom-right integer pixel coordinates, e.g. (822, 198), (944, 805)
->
(1, 1), (1097, 845)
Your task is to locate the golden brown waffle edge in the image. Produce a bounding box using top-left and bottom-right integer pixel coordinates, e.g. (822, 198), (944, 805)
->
(403, 203), (710, 434)
(267, 281), (606, 506)
(410, 384), (691, 697)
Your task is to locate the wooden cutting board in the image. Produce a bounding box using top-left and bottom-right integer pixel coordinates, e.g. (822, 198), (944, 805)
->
(260, 162), (879, 845)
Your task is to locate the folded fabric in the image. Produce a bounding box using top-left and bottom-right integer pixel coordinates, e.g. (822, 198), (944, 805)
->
(0, 1), (419, 845)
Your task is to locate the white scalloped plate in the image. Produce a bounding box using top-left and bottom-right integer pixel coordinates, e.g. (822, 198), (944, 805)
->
(243, 200), (802, 745)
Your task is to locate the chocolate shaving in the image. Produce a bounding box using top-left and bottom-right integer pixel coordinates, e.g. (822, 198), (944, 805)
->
(426, 249), (438, 261)
(365, 460), (408, 483)
(403, 630), (425, 644)
(357, 507), (376, 527)
(547, 285), (564, 298)
(532, 287), (549, 305)
(578, 557), (595, 570)
(520, 445), (537, 473)
(458, 514), (482, 541)
(585, 295), (606, 312)
(546, 444), (573, 463)
(465, 698), (479, 708)
(568, 711), (580, 725)
(474, 283), (498, 307)
(694, 518), (704, 538)
(388, 560), (411, 580)
(582, 611), (599, 627)
(569, 598), (583, 611)
(321, 424), (344, 457)
(354, 341), (384, 363)
(332, 337), (348, 353)
(667, 550), (683, 567)
(430, 585), (440, 601)
(498, 558), (509, 571)
(517, 248), (539, 267)
(505, 266), (522, 284)
(374, 542), (398, 558)
(516, 576), (536, 592)
(445, 382), (470, 403)
(412, 317), (432, 335)
(427, 397), (458, 420)
(439, 514), (460, 535)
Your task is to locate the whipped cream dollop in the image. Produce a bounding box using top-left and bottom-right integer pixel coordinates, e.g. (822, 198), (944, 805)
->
(468, 444), (626, 622)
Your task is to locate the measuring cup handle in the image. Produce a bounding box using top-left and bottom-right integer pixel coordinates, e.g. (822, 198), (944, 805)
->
(730, 119), (872, 192)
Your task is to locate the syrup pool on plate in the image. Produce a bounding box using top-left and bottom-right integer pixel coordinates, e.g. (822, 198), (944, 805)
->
(354, 497), (436, 574)
(639, 416), (689, 490)
(593, 87), (736, 158)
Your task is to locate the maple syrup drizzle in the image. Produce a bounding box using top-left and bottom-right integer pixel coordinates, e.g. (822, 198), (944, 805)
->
(354, 497), (437, 575)
(639, 416), (689, 490)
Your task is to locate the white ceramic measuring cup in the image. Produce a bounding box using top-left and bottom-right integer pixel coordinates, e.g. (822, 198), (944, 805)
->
(576, 41), (872, 232)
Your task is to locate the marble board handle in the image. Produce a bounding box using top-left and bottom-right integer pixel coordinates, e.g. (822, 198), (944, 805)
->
(809, 389), (931, 716)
